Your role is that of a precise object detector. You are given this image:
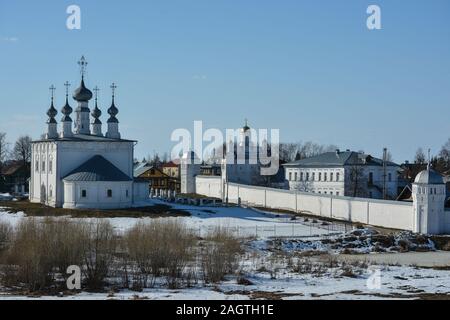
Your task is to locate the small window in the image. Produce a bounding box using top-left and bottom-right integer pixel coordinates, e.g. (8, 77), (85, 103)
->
(107, 189), (112, 198)
(35, 160), (39, 172)
(289, 172), (292, 181)
(324, 173), (327, 181)
(300, 172), (304, 181)
(306, 173), (310, 181)
(294, 172), (298, 181)
(312, 172), (315, 181)
(336, 192), (340, 196)
(336, 173), (340, 181)
(42, 161), (46, 173)
(318, 173), (322, 181)
(330, 173), (334, 182)
(49, 160), (53, 174)
(126, 190), (129, 197)
(81, 190), (87, 198)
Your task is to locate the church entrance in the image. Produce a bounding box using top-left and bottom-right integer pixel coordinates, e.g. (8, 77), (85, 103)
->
(40, 184), (46, 204)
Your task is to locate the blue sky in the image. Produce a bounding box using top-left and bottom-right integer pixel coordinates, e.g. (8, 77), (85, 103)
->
(0, 0), (449, 162)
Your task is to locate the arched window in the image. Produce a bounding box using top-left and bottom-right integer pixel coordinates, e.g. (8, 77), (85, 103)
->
(49, 155), (53, 174)
(42, 156), (46, 173)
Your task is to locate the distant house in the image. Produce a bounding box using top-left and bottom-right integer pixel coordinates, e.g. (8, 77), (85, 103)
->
(0, 161), (30, 194)
(283, 150), (401, 199)
(161, 161), (180, 178)
(134, 162), (180, 195)
(200, 164), (221, 176)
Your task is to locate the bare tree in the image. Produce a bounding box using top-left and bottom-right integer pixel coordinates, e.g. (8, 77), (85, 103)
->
(295, 179), (313, 193)
(13, 135), (32, 165)
(347, 165), (367, 198)
(414, 148), (426, 164)
(439, 138), (450, 169)
(0, 132), (9, 170)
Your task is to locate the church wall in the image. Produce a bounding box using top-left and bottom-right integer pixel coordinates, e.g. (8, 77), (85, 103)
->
(55, 141), (133, 208)
(56, 141), (134, 178)
(30, 142), (58, 206)
(63, 180), (133, 209)
(133, 181), (149, 202)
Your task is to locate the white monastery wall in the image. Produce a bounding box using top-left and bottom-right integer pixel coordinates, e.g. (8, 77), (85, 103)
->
(195, 176), (415, 231)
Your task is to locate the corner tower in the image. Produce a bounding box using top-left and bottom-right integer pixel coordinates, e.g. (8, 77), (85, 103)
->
(412, 164), (446, 234)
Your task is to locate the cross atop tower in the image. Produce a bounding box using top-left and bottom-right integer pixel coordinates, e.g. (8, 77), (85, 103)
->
(110, 82), (117, 98)
(428, 148), (432, 170)
(78, 56), (88, 78)
(64, 81), (70, 97)
(93, 86), (100, 101)
(49, 85), (56, 101)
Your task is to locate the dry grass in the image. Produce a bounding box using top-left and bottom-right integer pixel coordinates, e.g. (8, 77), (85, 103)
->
(0, 221), (12, 252)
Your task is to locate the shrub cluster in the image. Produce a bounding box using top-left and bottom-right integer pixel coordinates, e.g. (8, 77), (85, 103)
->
(0, 218), (242, 293)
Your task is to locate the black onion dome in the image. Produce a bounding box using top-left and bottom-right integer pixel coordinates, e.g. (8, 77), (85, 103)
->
(108, 101), (118, 117)
(47, 101), (57, 118)
(91, 103), (102, 119)
(61, 97), (73, 122)
(107, 98), (119, 123)
(73, 78), (93, 102)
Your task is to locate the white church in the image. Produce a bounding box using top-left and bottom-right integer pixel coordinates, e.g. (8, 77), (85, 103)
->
(29, 57), (148, 209)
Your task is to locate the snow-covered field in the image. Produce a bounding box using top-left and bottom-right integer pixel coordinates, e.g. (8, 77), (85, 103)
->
(0, 199), (333, 239)
(1, 200), (450, 300)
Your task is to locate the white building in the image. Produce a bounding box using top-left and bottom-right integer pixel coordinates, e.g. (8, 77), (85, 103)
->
(180, 121), (263, 195)
(284, 150), (400, 199)
(412, 166), (447, 234)
(29, 57), (148, 209)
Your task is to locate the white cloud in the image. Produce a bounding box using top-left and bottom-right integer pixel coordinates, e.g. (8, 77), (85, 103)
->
(1, 37), (19, 42)
(192, 75), (207, 80)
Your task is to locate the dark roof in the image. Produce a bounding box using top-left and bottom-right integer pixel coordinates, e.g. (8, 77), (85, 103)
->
(161, 161), (179, 168)
(32, 133), (135, 143)
(0, 161), (29, 176)
(134, 163), (153, 177)
(283, 151), (399, 168)
(63, 155), (132, 182)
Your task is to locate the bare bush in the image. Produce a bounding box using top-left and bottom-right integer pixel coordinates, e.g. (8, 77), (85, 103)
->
(82, 220), (117, 291)
(125, 220), (195, 289)
(2, 218), (54, 291)
(201, 227), (241, 284)
(44, 218), (88, 281)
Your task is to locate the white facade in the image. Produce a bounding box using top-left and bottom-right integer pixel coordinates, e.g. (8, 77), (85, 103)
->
(30, 140), (136, 209)
(284, 151), (400, 199)
(29, 59), (148, 209)
(62, 180), (133, 209)
(285, 165), (399, 198)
